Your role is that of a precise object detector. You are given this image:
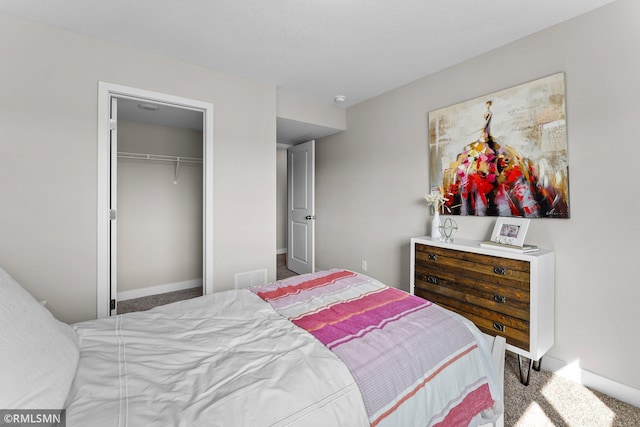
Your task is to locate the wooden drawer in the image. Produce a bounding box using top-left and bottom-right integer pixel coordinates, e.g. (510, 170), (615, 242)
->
(415, 243), (530, 289)
(414, 264), (530, 320)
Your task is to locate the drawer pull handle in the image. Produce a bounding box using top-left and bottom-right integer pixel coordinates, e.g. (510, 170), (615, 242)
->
(493, 266), (506, 275)
(493, 294), (506, 304)
(493, 322), (505, 332)
(428, 253), (438, 261)
(427, 275), (438, 285)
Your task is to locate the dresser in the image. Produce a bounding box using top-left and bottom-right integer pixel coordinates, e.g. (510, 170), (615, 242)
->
(410, 236), (555, 385)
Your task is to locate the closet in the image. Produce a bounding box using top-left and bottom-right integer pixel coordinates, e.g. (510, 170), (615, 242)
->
(116, 118), (203, 303)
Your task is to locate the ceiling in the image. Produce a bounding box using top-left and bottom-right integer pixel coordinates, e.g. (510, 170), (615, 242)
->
(0, 0), (616, 143)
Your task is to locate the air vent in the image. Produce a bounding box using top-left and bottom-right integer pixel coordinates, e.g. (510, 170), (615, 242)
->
(234, 269), (267, 289)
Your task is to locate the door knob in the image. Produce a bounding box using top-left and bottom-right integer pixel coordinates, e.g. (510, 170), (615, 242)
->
(305, 215), (316, 220)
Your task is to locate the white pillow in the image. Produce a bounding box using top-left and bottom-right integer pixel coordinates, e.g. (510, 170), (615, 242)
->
(0, 267), (79, 409)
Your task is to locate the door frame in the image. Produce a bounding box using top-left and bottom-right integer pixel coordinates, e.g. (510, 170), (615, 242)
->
(97, 82), (214, 318)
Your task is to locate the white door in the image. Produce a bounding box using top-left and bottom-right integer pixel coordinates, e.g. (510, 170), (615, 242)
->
(108, 97), (118, 316)
(287, 140), (315, 274)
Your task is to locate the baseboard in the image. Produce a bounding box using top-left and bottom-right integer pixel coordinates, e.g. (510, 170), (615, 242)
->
(542, 354), (640, 407)
(276, 248), (287, 255)
(118, 279), (202, 301)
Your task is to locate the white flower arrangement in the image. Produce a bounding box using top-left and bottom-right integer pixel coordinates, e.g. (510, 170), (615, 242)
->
(424, 191), (449, 213)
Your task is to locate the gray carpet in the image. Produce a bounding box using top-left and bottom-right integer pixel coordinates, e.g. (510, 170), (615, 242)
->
(504, 354), (639, 426)
(116, 258), (640, 425)
(276, 253), (299, 280)
(117, 286), (203, 314)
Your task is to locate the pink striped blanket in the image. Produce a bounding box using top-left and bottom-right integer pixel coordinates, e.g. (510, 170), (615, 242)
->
(251, 270), (501, 427)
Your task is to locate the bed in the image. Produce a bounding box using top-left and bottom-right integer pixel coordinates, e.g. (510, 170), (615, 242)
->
(1, 267), (505, 426)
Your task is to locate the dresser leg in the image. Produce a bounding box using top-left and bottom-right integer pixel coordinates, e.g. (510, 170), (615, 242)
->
(533, 357), (542, 372)
(517, 355), (534, 386)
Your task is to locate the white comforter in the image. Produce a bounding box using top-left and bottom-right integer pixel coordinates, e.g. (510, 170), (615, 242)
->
(65, 290), (369, 427)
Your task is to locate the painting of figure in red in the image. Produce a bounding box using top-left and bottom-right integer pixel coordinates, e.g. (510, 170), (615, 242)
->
(428, 73), (569, 218)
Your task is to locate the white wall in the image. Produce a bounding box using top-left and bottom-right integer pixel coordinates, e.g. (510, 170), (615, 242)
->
(316, 0), (640, 392)
(0, 13), (276, 323)
(117, 120), (203, 293)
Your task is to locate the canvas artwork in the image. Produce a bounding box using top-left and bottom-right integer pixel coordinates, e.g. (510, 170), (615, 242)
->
(428, 72), (569, 218)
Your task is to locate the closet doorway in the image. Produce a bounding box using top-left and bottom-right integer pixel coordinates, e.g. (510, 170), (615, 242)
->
(97, 82), (214, 318)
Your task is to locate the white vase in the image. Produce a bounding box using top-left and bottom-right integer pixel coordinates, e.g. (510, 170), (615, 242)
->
(431, 210), (442, 239)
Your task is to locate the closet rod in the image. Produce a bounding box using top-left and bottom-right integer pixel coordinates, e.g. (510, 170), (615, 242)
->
(117, 151), (202, 164)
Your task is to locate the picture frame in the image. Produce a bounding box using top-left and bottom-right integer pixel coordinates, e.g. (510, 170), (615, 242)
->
(428, 72), (570, 218)
(489, 217), (530, 247)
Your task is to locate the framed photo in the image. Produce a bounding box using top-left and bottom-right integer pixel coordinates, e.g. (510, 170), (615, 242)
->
(489, 217), (530, 246)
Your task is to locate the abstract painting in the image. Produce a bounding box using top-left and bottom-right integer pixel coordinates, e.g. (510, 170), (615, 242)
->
(428, 72), (569, 218)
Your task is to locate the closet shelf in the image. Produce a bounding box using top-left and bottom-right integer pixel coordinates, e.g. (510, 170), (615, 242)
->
(117, 152), (202, 164)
